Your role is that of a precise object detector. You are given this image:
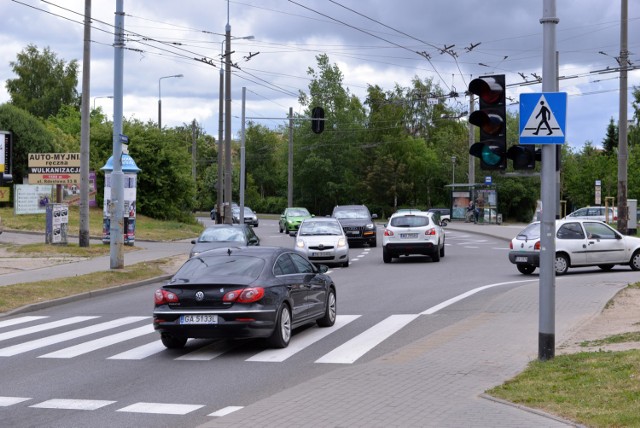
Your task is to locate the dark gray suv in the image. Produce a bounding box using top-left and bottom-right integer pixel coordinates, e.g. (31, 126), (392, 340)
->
(331, 205), (378, 247)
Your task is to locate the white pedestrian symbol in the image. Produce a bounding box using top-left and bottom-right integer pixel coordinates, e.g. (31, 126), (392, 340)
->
(533, 101), (552, 135)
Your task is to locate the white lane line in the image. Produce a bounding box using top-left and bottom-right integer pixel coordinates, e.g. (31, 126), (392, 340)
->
(247, 315), (360, 362)
(0, 316), (98, 342)
(30, 399), (116, 410)
(0, 396), (31, 406)
(0, 316), (147, 357)
(208, 406), (244, 417)
(0, 316), (48, 329)
(315, 314), (420, 364)
(175, 341), (239, 361)
(108, 340), (166, 360)
(421, 280), (538, 315)
(117, 402), (204, 415)
(39, 325), (155, 359)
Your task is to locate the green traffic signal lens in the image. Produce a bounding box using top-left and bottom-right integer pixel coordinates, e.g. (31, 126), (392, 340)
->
(482, 145), (502, 166)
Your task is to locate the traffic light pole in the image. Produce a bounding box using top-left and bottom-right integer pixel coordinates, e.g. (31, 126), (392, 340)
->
(538, 0), (559, 361)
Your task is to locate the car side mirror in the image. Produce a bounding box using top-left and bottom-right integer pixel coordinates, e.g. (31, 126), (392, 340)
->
(289, 231), (297, 237)
(440, 221), (447, 227)
(317, 264), (329, 273)
(371, 213), (378, 219)
(191, 239), (196, 244)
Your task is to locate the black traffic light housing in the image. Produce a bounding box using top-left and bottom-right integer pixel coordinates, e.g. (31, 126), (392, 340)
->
(507, 145), (536, 170)
(468, 74), (506, 170)
(311, 106), (325, 134)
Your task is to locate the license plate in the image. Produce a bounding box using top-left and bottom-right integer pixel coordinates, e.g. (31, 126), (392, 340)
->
(515, 256), (528, 263)
(400, 233), (418, 239)
(347, 230), (359, 235)
(180, 315), (218, 325)
(312, 251), (332, 257)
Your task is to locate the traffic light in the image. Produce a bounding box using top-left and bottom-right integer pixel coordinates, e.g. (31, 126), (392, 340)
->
(507, 144), (536, 170)
(468, 74), (506, 170)
(311, 106), (324, 134)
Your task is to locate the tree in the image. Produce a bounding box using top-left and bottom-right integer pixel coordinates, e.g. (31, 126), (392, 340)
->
(5, 44), (79, 119)
(602, 117), (618, 154)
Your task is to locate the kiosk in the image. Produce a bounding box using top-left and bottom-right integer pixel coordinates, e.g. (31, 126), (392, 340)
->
(101, 152), (141, 245)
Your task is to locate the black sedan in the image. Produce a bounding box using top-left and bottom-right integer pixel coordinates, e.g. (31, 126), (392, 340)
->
(189, 224), (260, 258)
(153, 246), (337, 349)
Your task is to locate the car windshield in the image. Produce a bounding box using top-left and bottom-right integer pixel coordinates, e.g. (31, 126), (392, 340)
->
(333, 208), (369, 219)
(516, 222), (541, 240)
(198, 228), (245, 242)
(299, 221), (342, 236)
(288, 209), (309, 217)
(390, 216), (430, 227)
(172, 254), (264, 282)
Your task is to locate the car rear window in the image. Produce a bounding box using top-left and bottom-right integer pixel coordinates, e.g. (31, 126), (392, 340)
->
(390, 215), (430, 227)
(173, 254), (264, 282)
(516, 223), (540, 240)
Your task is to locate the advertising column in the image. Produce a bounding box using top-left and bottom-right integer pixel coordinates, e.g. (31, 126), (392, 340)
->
(101, 152), (140, 246)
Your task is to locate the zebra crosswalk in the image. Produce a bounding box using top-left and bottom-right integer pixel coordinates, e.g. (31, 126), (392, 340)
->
(0, 313), (420, 364)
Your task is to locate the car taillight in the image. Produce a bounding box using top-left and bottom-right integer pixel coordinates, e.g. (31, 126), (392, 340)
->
(424, 228), (437, 236)
(223, 287), (265, 303)
(154, 289), (179, 305)
(509, 242), (513, 249)
(534, 241), (541, 250)
(384, 229), (394, 237)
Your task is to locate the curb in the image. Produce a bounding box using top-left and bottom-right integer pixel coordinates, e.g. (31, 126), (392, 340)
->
(1, 274), (172, 318)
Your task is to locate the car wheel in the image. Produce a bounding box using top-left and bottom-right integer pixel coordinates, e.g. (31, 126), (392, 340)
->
(383, 248), (392, 263)
(517, 264), (536, 275)
(555, 253), (569, 275)
(431, 245), (441, 262)
(598, 264), (615, 271)
(370, 238), (377, 248)
(160, 334), (187, 349)
(279, 224), (283, 233)
(630, 251), (640, 271)
(316, 289), (337, 327)
(439, 242), (445, 257)
(342, 258), (349, 268)
(267, 304), (291, 348)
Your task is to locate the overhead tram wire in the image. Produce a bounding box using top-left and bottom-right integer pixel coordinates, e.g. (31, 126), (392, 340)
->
(287, 0), (451, 93)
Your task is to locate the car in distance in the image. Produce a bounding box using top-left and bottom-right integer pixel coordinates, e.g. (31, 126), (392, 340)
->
(564, 206), (617, 224)
(279, 207), (313, 234)
(382, 211), (445, 263)
(232, 206), (259, 227)
(294, 217), (350, 267)
(508, 219), (640, 275)
(153, 246), (337, 349)
(210, 202), (239, 220)
(189, 224), (260, 258)
(331, 205), (378, 247)
(427, 208), (450, 225)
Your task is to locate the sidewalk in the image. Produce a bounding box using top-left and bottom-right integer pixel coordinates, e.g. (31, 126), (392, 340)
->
(197, 221), (622, 428)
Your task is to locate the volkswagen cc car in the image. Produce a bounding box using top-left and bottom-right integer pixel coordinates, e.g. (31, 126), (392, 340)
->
(153, 246), (337, 349)
(508, 219), (640, 275)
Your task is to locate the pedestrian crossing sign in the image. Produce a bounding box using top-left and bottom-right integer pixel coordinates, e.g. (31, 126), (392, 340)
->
(519, 92), (567, 144)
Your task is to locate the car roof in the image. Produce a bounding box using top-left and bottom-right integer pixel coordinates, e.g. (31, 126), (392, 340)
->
(301, 216), (338, 223)
(390, 210), (430, 218)
(333, 205), (368, 209)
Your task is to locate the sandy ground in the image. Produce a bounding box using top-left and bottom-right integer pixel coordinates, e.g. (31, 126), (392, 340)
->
(557, 286), (640, 354)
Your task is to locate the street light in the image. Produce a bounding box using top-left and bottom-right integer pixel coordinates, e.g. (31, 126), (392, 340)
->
(158, 74), (183, 129)
(93, 95), (113, 110)
(451, 156), (457, 184)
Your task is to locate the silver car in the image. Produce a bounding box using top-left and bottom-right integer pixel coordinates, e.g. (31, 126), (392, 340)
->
(294, 217), (350, 267)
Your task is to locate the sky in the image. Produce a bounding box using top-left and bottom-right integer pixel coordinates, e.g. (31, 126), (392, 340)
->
(0, 0), (638, 150)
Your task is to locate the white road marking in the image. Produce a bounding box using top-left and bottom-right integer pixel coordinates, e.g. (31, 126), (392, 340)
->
(175, 340), (239, 361)
(0, 316), (147, 357)
(0, 316), (98, 342)
(108, 340), (166, 360)
(421, 280), (537, 315)
(0, 316), (48, 329)
(0, 396), (31, 406)
(117, 402), (204, 415)
(247, 315), (360, 362)
(30, 399), (116, 410)
(208, 406), (244, 417)
(39, 325), (155, 359)
(315, 314), (420, 364)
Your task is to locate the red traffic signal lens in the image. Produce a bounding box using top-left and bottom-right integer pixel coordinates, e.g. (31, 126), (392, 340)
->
(468, 77), (504, 104)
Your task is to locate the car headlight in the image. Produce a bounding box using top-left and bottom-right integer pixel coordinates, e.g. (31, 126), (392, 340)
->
(337, 238), (347, 247)
(365, 223), (374, 230)
(296, 239), (305, 248)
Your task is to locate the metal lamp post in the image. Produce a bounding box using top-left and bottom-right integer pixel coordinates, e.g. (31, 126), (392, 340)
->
(451, 156), (457, 184)
(93, 95), (113, 110)
(158, 74), (183, 129)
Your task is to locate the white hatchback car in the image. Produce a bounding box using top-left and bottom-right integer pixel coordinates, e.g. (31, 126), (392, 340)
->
(382, 211), (445, 263)
(294, 217), (350, 267)
(508, 219), (640, 275)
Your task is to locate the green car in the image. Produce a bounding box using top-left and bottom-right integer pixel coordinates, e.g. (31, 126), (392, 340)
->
(279, 207), (313, 234)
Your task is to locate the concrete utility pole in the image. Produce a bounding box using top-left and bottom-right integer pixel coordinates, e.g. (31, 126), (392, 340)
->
(539, 0), (559, 361)
(110, 0), (125, 269)
(288, 107), (293, 207)
(223, 9), (233, 224)
(79, 0), (91, 247)
(617, 0), (629, 234)
(217, 41), (224, 224)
